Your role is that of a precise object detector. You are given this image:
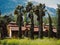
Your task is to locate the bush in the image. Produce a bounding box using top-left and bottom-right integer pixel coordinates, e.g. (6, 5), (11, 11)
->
(0, 38), (60, 45)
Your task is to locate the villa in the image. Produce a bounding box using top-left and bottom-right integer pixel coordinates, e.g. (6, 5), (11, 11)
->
(7, 22), (57, 38)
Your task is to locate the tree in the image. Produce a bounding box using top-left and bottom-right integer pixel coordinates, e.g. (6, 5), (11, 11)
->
(9, 14), (15, 22)
(39, 4), (45, 38)
(0, 10), (1, 16)
(47, 12), (53, 38)
(34, 4), (45, 38)
(29, 10), (34, 39)
(26, 2), (34, 39)
(26, 2), (33, 12)
(4, 15), (12, 36)
(57, 4), (60, 38)
(22, 8), (27, 26)
(0, 15), (12, 39)
(0, 10), (2, 39)
(0, 20), (4, 39)
(14, 5), (24, 38)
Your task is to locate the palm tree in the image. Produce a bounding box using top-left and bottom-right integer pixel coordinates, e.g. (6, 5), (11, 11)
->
(47, 12), (53, 38)
(39, 4), (45, 38)
(57, 4), (60, 38)
(26, 2), (34, 39)
(14, 5), (24, 38)
(29, 10), (34, 39)
(26, 2), (33, 12)
(22, 8), (27, 26)
(35, 4), (45, 38)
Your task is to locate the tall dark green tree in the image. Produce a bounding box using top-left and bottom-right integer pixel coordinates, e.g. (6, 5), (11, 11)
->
(14, 5), (24, 38)
(0, 20), (4, 39)
(26, 2), (34, 39)
(3, 15), (12, 37)
(0, 10), (6, 39)
(39, 4), (45, 38)
(47, 12), (53, 38)
(0, 15), (12, 39)
(57, 4), (60, 38)
(22, 8), (27, 26)
(26, 2), (33, 12)
(34, 4), (45, 38)
(29, 10), (34, 39)
(0, 10), (2, 39)
(0, 10), (1, 16)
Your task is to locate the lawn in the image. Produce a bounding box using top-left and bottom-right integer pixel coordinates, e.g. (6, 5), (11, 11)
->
(0, 38), (60, 45)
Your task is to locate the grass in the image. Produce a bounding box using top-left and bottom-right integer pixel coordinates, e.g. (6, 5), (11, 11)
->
(0, 38), (60, 45)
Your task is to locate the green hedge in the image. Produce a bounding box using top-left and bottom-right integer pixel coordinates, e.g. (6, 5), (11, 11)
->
(0, 38), (60, 45)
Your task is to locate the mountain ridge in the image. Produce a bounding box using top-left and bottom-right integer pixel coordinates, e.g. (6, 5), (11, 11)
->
(0, 0), (56, 16)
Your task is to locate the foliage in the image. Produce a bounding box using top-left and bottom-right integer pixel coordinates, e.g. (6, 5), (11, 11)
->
(48, 12), (53, 37)
(14, 5), (24, 38)
(0, 15), (12, 39)
(43, 16), (57, 28)
(57, 5), (60, 38)
(0, 38), (60, 45)
(0, 2), (58, 39)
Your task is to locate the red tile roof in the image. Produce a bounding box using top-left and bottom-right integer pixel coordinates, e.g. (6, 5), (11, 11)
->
(10, 26), (39, 32)
(8, 22), (57, 32)
(10, 27), (26, 31)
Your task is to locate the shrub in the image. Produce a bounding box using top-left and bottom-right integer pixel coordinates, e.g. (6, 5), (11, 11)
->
(0, 38), (60, 45)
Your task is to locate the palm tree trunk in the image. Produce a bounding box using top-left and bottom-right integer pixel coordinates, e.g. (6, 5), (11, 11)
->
(38, 11), (43, 38)
(17, 14), (22, 38)
(30, 13), (34, 39)
(0, 25), (2, 39)
(19, 26), (22, 38)
(19, 16), (22, 38)
(48, 13), (53, 38)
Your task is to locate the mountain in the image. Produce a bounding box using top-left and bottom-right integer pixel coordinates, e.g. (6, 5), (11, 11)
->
(0, 0), (56, 16)
(0, 0), (28, 15)
(46, 7), (56, 16)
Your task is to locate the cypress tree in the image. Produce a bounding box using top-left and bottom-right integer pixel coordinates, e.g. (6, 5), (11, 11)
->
(57, 5), (60, 38)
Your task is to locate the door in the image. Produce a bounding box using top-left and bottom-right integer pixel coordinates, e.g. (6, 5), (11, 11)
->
(12, 31), (18, 38)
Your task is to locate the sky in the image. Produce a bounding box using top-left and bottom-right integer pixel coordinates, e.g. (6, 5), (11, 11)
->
(0, 0), (27, 14)
(0, 0), (60, 14)
(28, 0), (60, 9)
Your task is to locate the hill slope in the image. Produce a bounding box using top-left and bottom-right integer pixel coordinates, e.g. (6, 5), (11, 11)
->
(0, 0), (56, 16)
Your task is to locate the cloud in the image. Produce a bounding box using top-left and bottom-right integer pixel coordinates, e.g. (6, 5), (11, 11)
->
(28, 0), (60, 9)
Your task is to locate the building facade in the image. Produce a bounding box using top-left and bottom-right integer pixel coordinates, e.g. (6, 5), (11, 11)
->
(7, 22), (57, 38)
